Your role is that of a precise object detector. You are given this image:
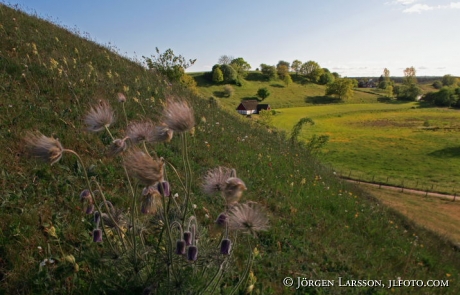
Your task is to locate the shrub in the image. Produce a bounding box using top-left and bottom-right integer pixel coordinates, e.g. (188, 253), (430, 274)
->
(223, 85), (235, 97)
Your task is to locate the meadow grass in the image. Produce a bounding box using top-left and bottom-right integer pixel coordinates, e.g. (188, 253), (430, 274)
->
(272, 104), (460, 194)
(2, 4), (460, 294)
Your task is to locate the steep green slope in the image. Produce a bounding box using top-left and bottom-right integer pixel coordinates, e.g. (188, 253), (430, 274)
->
(1, 4), (460, 294)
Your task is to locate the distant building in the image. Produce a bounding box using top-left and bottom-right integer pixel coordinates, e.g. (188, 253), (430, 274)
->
(236, 100), (271, 115)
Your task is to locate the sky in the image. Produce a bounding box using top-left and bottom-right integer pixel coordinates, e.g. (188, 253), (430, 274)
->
(3, 0), (460, 77)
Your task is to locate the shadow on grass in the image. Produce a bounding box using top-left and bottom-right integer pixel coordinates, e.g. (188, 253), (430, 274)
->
(428, 146), (460, 158)
(305, 96), (342, 104)
(213, 91), (226, 98)
(377, 97), (418, 104)
(270, 83), (285, 88)
(241, 96), (260, 102)
(245, 72), (267, 82)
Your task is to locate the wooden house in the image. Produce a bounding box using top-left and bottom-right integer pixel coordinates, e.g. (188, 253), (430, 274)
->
(236, 100), (271, 115)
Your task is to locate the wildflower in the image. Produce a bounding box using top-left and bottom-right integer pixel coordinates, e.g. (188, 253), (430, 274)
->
(24, 131), (64, 165)
(202, 166), (233, 195)
(85, 204), (95, 214)
(126, 120), (155, 144)
(152, 124), (173, 143)
(79, 189), (91, 202)
(108, 138), (128, 157)
(187, 245), (198, 262)
(220, 238), (232, 255)
(124, 149), (164, 186)
(183, 231), (192, 246)
(94, 211), (101, 227)
(100, 202), (127, 231)
(228, 202), (269, 236)
(223, 177), (247, 205)
(215, 212), (228, 227)
(117, 92), (126, 103)
(156, 181), (170, 197)
(175, 240), (186, 255)
(84, 100), (115, 132)
(161, 97), (195, 132)
(92, 229), (102, 242)
(141, 186), (162, 214)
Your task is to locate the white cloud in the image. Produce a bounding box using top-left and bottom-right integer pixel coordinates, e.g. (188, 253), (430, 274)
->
(396, 0), (418, 4)
(401, 1), (460, 13)
(403, 3), (433, 13)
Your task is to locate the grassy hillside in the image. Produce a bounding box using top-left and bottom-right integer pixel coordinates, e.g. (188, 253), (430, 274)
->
(1, 4), (460, 294)
(190, 72), (382, 110)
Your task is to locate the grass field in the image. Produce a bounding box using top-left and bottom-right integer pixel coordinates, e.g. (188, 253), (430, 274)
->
(3, 4), (460, 294)
(271, 103), (460, 194)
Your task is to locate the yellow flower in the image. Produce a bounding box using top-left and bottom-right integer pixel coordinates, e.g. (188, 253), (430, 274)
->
(123, 85), (130, 93)
(49, 58), (59, 69)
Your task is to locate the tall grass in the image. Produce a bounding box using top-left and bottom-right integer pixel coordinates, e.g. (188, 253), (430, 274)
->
(1, 3), (460, 294)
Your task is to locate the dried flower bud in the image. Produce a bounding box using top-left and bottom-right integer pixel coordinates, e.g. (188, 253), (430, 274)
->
(92, 229), (102, 243)
(157, 181), (170, 197)
(187, 245), (198, 262)
(85, 204), (95, 215)
(79, 189), (91, 202)
(183, 231), (192, 246)
(175, 240), (186, 255)
(117, 92), (126, 103)
(220, 238), (232, 255)
(215, 213), (228, 227)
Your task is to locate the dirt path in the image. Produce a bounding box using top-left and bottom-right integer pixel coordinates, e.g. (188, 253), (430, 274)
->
(344, 178), (459, 202)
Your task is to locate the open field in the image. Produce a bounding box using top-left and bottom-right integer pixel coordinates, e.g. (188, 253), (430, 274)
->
(359, 184), (460, 245)
(2, 4), (460, 294)
(272, 103), (460, 194)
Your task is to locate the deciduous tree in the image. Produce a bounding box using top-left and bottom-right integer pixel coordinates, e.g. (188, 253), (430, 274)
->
(260, 64), (278, 80)
(230, 57), (251, 77)
(291, 60), (302, 76)
(257, 87), (270, 101)
(218, 55), (234, 65)
(325, 78), (354, 100)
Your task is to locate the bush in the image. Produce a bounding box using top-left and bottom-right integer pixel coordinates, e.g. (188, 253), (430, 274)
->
(432, 80), (442, 89)
(223, 85), (235, 97)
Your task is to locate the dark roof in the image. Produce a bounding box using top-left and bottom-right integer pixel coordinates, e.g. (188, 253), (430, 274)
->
(236, 100), (259, 111)
(257, 104), (271, 111)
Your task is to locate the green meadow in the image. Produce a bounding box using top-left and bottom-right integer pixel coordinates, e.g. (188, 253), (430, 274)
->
(272, 104), (460, 194)
(2, 3), (460, 294)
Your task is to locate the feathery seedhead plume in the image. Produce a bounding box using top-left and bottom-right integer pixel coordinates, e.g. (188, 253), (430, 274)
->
(141, 186), (162, 214)
(24, 131), (64, 165)
(101, 203), (127, 230)
(124, 149), (164, 186)
(223, 177), (247, 205)
(220, 238), (232, 255)
(117, 92), (126, 103)
(161, 97), (195, 132)
(108, 138), (128, 157)
(126, 120), (155, 144)
(187, 245), (198, 262)
(92, 229), (102, 242)
(84, 100), (115, 132)
(202, 166), (233, 196)
(228, 202), (269, 236)
(152, 123), (174, 143)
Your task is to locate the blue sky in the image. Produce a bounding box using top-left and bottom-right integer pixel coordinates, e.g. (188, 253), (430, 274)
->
(4, 0), (460, 77)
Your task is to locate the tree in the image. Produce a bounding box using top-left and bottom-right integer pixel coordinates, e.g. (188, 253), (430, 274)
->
(143, 47), (196, 82)
(212, 66), (224, 83)
(283, 74), (293, 87)
(220, 64), (238, 84)
(291, 60), (302, 76)
(276, 61), (290, 79)
(325, 78), (355, 100)
(442, 74), (457, 86)
(230, 57), (251, 77)
(319, 72), (335, 85)
(258, 109), (275, 126)
(397, 66), (422, 101)
(260, 64), (278, 80)
(384, 68), (390, 81)
(218, 55), (234, 65)
(257, 87), (270, 101)
(223, 85), (235, 97)
(300, 61), (323, 83)
(432, 80), (443, 89)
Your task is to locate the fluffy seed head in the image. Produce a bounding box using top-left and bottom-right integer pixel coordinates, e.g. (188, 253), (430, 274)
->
(24, 131), (64, 165)
(108, 138), (128, 157)
(84, 100), (115, 132)
(223, 177), (247, 205)
(141, 186), (162, 214)
(202, 166), (233, 196)
(161, 97), (195, 132)
(152, 124), (174, 143)
(228, 202), (269, 236)
(126, 120), (155, 144)
(124, 149), (164, 186)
